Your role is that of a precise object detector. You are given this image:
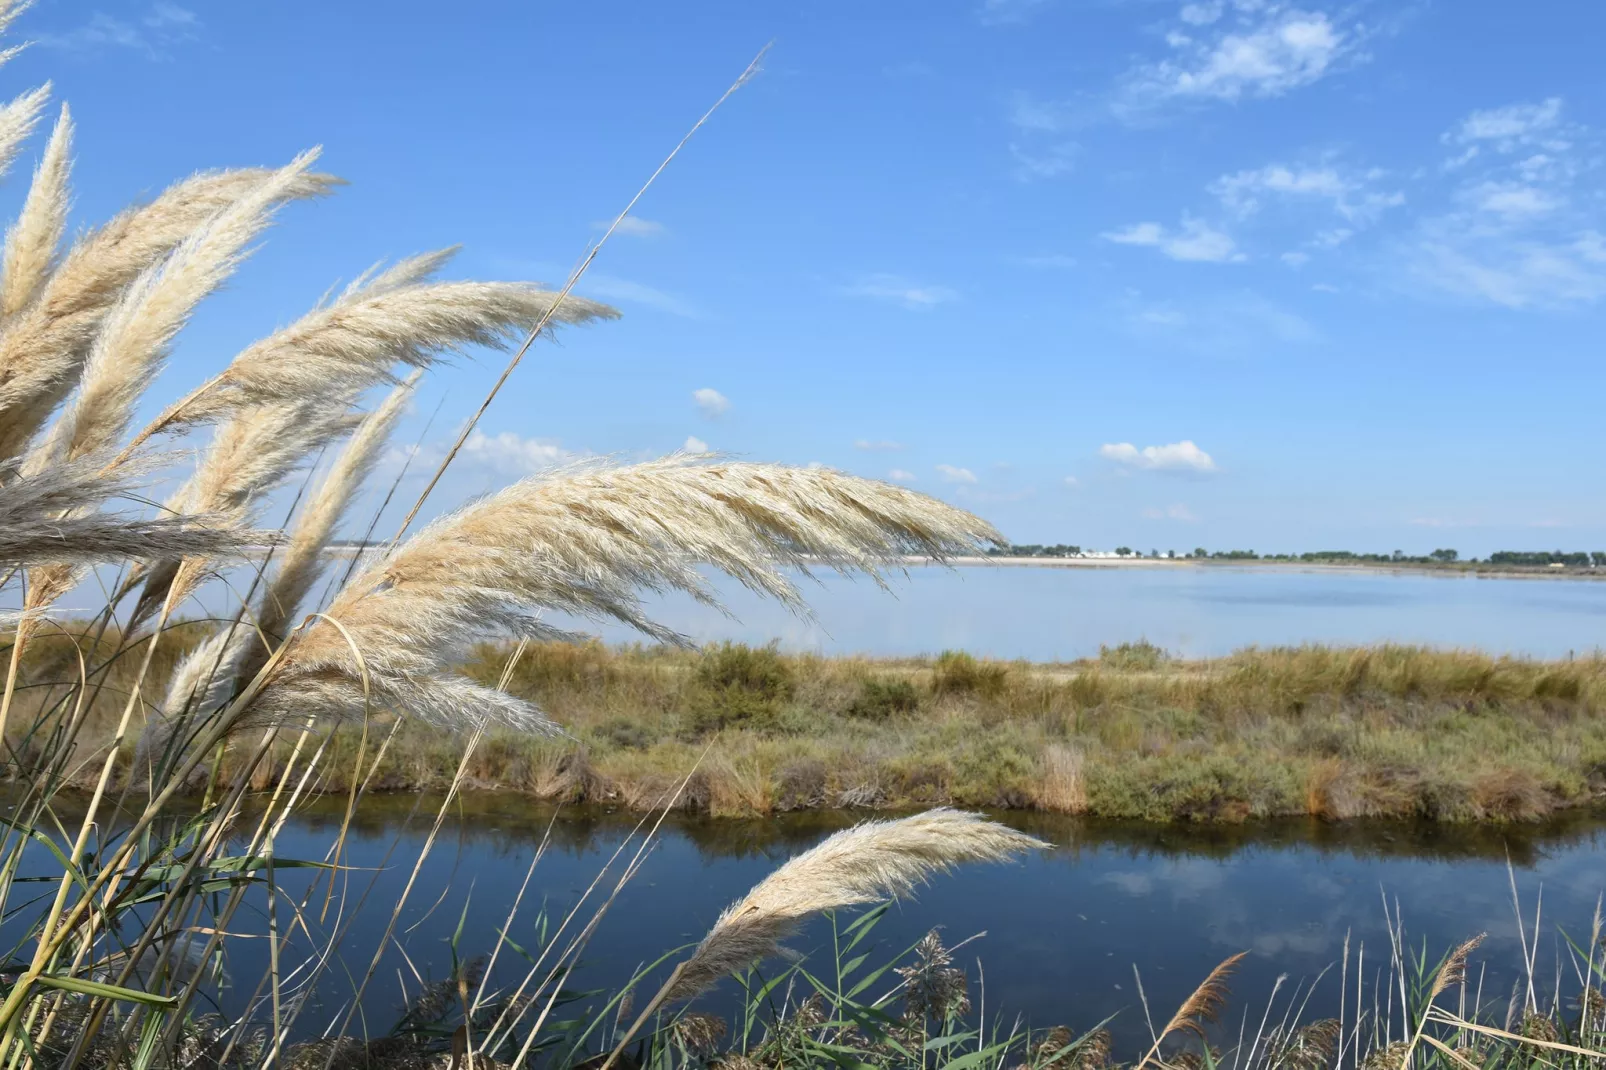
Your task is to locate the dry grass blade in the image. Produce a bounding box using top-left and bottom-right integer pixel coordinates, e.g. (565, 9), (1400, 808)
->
(666, 809), (1044, 1001)
(1136, 951), (1248, 1070)
(0, 162), (339, 458)
(252, 458), (1001, 733)
(1, 101), (71, 317)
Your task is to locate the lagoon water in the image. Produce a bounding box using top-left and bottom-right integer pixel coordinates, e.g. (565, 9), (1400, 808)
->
(578, 564), (1606, 661)
(221, 801), (1606, 1051)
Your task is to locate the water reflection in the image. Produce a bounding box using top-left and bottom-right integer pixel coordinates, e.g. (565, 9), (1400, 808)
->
(247, 797), (1606, 1050)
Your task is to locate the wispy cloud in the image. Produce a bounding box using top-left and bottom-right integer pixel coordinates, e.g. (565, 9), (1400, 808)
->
(1005, 92), (1080, 180)
(1443, 98), (1568, 162)
(693, 387), (730, 419)
(1010, 140), (1079, 181)
(854, 439), (905, 452)
(389, 430), (577, 479)
(1143, 503), (1200, 521)
(1123, 291), (1319, 351)
(936, 464), (979, 484)
(843, 274), (958, 310)
(1100, 440), (1218, 473)
(596, 215), (666, 238)
(38, 3), (199, 58)
(1119, 2), (1361, 111)
(1104, 218), (1242, 263)
(1406, 97), (1606, 308)
(683, 435), (709, 453)
(580, 272), (697, 317)
(888, 468), (917, 482)
(1211, 163), (1404, 223)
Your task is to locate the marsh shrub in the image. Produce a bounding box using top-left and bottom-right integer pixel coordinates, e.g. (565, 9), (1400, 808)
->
(931, 651), (1010, 698)
(846, 678), (921, 721)
(686, 642), (796, 735)
(1098, 640), (1169, 672)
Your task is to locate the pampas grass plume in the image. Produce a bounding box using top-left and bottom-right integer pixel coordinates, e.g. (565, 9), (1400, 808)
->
(664, 809), (1045, 1001)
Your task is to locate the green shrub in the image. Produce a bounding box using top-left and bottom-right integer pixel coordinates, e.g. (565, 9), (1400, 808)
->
(695, 641), (794, 699)
(931, 651), (1010, 698)
(1098, 640), (1169, 672)
(685, 642), (795, 736)
(845, 677), (921, 720)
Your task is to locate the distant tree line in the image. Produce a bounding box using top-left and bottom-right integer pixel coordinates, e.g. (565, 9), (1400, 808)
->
(985, 544), (1606, 567)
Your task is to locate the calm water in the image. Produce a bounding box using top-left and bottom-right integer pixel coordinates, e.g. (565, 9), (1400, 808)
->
(177, 799), (1606, 1049)
(571, 565), (1606, 660)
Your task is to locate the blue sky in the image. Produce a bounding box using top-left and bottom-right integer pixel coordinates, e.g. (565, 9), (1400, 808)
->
(13, 0), (1606, 556)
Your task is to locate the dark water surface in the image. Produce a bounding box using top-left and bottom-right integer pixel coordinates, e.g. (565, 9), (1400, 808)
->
(206, 798), (1606, 1048)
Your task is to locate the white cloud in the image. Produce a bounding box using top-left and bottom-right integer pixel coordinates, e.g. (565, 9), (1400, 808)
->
(888, 469), (917, 482)
(1104, 218), (1241, 263)
(1100, 440), (1217, 473)
(599, 215), (666, 238)
(854, 439), (905, 452)
(692, 387), (730, 419)
(844, 274), (958, 310)
(1464, 181), (1559, 219)
(1143, 504), (1199, 521)
(936, 464), (978, 484)
(1010, 140), (1079, 180)
(683, 435), (709, 453)
(1063, 475), (1080, 487)
(580, 273), (696, 317)
(1211, 164), (1404, 223)
(1281, 251), (1310, 267)
(1123, 4), (1357, 107)
(459, 430), (573, 475)
(1311, 282), (1340, 293)
(1409, 230), (1606, 309)
(1445, 98), (1566, 155)
(1406, 98), (1606, 309)
(1124, 291), (1319, 350)
(1179, 2), (1223, 25)
(39, 3), (199, 56)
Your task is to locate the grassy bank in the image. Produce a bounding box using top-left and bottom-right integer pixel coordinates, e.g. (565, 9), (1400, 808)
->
(14, 632), (1605, 822)
(238, 639), (1606, 823)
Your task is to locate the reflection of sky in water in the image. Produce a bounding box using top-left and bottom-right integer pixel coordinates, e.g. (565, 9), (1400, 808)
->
(559, 566), (1606, 660)
(133, 807), (1606, 1051)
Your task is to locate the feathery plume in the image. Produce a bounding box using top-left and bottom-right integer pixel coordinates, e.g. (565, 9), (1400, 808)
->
(27, 151), (319, 472)
(0, 162), (339, 458)
(131, 399), (363, 620)
(257, 373), (417, 643)
(1, 101), (71, 317)
(336, 246), (460, 303)
(1135, 952), (1248, 1070)
(664, 810), (1044, 1001)
(250, 459), (1001, 733)
(0, 82), (48, 187)
(155, 279), (617, 428)
(0, 454), (262, 568)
